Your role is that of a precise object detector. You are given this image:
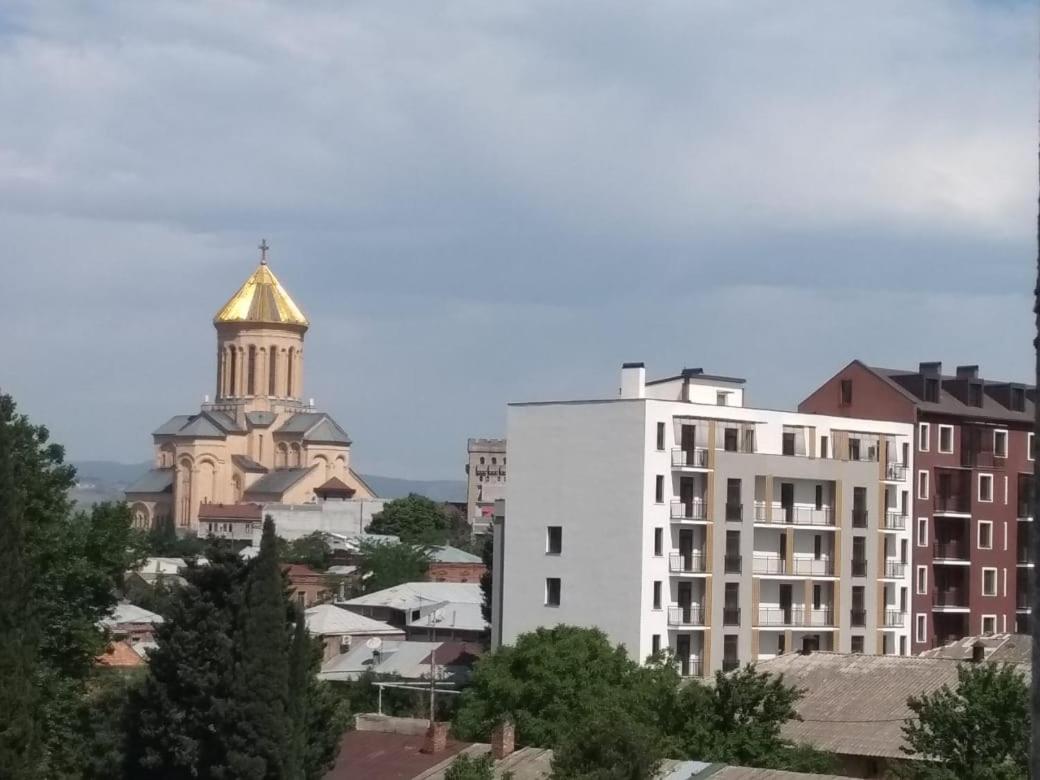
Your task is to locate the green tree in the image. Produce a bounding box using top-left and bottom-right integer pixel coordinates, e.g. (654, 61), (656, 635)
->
(900, 663), (1029, 780)
(356, 539), (431, 593)
(479, 535), (493, 626)
(444, 752), (495, 780)
(281, 531), (333, 571)
(366, 493), (453, 544)
(552, 700), (668, 780)
(139, 514), (207, 558)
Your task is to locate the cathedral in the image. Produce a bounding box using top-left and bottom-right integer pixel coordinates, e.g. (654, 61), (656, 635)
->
(125, 245), (375, 533)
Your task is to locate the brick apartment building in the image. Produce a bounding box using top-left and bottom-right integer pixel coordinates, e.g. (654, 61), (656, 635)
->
(800, 360), (1034, 651)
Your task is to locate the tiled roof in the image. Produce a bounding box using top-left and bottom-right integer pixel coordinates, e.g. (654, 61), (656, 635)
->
(429, 546), (483, 565)
(316, 476), (356, 496)
(125, 468), (174, 494)
(96, 640), (146, 668)
(756, 652), (1030, 759)
(920, 633), (1032, 664)
(244, 467), (314, 496)
(325, 730), (468, 780)
(153, 415), (193, 435)
(198, 502), (263, 522)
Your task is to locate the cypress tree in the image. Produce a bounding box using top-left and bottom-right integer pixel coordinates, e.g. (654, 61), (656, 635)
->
(226, 516), (292, 778)
(285, 605), (310, 780)
(0, 395), (40, 779)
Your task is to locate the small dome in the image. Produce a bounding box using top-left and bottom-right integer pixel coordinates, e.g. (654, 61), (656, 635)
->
(214, 261), (308, 327)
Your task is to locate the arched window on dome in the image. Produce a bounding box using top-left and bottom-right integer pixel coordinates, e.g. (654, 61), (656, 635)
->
(287, 347), (295, 397)
(276, 443), (288, 469)
(269, 347), (278, 396)
(228, 347), (237, 397)
(247, 346), (256, 395)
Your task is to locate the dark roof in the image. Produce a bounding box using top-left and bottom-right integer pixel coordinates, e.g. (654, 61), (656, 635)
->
(277, 412), (352, 444)
(153, 410), (244, 440)
(646, 368), (746, 386)
(197, 502), (262, 522)
(246, 411), (278, 428)
(315, 476), (356, 497)
(153, 415), (193, 435)
(232, 454), (268, 473)
(125, 469), (174, 494)
(243, 467), (314, 496)
(325, 731), (468, 780)
(860, 362), (1034, 424)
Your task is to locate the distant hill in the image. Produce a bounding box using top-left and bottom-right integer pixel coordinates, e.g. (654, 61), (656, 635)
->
(69, 461), (467, 505)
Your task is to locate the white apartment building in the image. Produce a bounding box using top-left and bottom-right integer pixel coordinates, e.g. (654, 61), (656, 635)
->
(498, 363), (914, 676)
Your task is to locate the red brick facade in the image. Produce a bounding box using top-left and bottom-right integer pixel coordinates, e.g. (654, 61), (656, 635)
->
(427, 562), (487, 584)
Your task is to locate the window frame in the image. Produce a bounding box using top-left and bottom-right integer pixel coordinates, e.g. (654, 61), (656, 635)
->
(546, 526), (563, 555)
(915, 613), (927, 644)
(656, 422), (666, 451)
(652, 580), (662, 610)
(918, 423), (930, 452)
(981, 567), (998, 597)
(916, 565), (928, 595)
(653, 527), (663, 557)
(994, 429), (1009, 458)
(545, 577), (562, 607)
(978, 473), (994, 503)
(981, 615), (997, 635)
(654, 475), (664, 504)
(977, 520), (993, 550)
(917, 517), (929, 548)
(917, 470), (930, 500)
(937, 424), (954, 454)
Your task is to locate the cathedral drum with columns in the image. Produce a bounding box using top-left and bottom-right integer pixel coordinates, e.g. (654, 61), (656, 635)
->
(125, 244), (375, 533)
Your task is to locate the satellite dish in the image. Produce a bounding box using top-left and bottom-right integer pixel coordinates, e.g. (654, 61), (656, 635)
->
(366, 637), (383, 651)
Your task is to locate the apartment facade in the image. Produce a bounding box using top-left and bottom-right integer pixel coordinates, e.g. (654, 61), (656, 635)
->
(500, 364), (913, 675)
(800, 360), (1033, 652)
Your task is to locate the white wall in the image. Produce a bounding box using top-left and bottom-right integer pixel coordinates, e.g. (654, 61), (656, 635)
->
(260, 499), (387, 542)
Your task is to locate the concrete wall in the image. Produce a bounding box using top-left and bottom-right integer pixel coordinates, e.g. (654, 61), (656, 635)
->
(259, 499), (387, 542)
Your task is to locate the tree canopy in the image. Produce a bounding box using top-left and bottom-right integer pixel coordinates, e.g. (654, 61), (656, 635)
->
(900, 662), (1029, 780)
(279, 531), (333, 571)
(552, 699), (669, 780)
(366, 493), (469, 545)
(355, 538), (431, 594)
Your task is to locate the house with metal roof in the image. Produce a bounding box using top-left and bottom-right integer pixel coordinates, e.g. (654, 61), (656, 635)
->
(339, 582), (488, 642)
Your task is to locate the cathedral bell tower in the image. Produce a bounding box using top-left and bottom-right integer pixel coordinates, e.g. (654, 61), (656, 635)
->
(212, 240), (309, 413)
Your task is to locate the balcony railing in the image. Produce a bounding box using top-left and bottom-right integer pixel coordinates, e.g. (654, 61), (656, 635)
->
(851, 559), (867, 577)
(852, 508), (868, 528)
(672, 448), (709, 468)
(883, 610), (905, 628)
(934, 495), (971, 514)
(885, 462), (908, 481)
(753, 502), (835, 527)
(934, 588), (968, 608)
(883, 561), (907, 579)
(669, 551), (707, 574)
(721, 658), (740, 673)
(726, 502), (743, 522)
(752, 556), (787, 575)
(933, 542), (969, 561)
(670, 500), (708, 521)
(882, 511), (907, 531)
(724, 554), (742, 574)
(678, 657), (704, 678)
(757, 607), (834, 627)
(753, 557), (835, 576)
(850, 608), (866, 627)
(794, 558), (835, 576)
(667, 604), (705, 627)
(722, 607), (741, 626)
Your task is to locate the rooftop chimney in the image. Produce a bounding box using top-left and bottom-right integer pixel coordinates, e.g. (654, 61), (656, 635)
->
(421, 721), (449, 754)
(971, 640), (986, 664)
(491, 720), (515, 760)
(620, 362), (646, 399)
(956, 365), (980, 380)
(919, 361), (942, 377)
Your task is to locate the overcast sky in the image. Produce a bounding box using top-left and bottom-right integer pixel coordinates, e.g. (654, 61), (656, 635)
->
(0, 1), (1035, 479)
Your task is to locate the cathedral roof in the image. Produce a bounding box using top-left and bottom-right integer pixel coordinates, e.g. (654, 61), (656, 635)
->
(126, 469), (174, 494)
(276, 412), (352, 445)
(244, 467), (314, 496)
(213, 261), (309, 328)
(152, 411), (244, 440)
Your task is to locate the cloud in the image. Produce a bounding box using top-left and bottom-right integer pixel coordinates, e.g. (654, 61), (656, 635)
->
(0, 0), (1034, 476)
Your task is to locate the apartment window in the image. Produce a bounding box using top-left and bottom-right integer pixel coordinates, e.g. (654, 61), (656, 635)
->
(546, 526), (562, 554)
(916, 565), (928, 595)
(850, 636), (864, 654)
(982, 615), (997, 635)
(724, 427), (738, 452)
(651, 634), (661, 655)
(545, 578), (561, 606)
(782, 432), (796, 456)
(656, 422), (665, 451)
(813, 584), (822, 610)
(919, 423), (930, 452)
(994, 430), (1008, 458)
(917, 517), (928, 547)
(723, 635), (739, 667)
(839, 379), (853, 406)
(813, 535), (822, 560)
(915, 613), (927, 643)
(653, 528), (663, 557)
(653, 581), (662, 610)
(979, 473), (994, 503)
(852, 537), (866, 576)
(978, 520), (993, 550)
(982, 568), (997, 597)
(655, 475), (664, 504)
(938, 425), (954, 454)
(820, 435), (829, 459)
(815, 484), (823, 511)
(917, 470), (930, 500)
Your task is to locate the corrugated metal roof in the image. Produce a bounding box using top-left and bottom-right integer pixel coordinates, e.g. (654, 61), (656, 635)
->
(100, 601), (164, 628)
(305, 604), (401, 636)
(920, 633), (1032, 664)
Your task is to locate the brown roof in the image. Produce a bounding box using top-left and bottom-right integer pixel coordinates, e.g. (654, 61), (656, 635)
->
(315, 476), (357, 497)
(324, 730), (468, 780)
(197, 502), (263, 522)
(757, 651), (1031, 759)
(96, 640), (145, 668)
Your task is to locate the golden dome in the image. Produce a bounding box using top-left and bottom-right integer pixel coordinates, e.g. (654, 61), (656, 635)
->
(214, 260), (309, 328)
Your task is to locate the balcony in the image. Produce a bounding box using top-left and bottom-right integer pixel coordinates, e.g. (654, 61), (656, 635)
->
(884, 462), (907, 482)
(753, 502), (835, 527)
(793, 558), (835, 577)
(721, 658), (740, 673)
(752, 557), (834, 576)
(726, 502), (743, 522)
(934, 494), (971, 515)
(852, 508), (868, 528)
(881, 511), (907, 531)
(672, 448), (709, 469)
(1017, 592), (1030, 611)
(1017, 548), (1034, 567)
(757, 607), (834, 627)
(883, 610), (905, 628)
(851, 559), (867, 577)
(934, 588), (968, 609)
(669, 551), (707, 574)
(678, 657), (704, 678)
(667, 604), (705, 627)
(933, 541), (970, 562)
(724, 554), (742, 574)
(670, 501), (708, 522)
(850, 608), (866, 627)
(882, 561), (907, 579)
(722, 607), (741, 626)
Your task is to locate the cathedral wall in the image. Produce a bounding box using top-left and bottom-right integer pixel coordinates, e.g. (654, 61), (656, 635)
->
(215, 323), (306, 403)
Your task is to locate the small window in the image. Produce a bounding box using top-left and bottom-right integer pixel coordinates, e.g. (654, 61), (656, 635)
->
(813, 584), (822, 610)
(915, 613), (927, 643)
(978, 520), (993, 550)
(656, 422), (665, 451)
(919, 423), (930, 452)
(982, 615), (997, 635)
(979, 473), (993, 503)
(815, 484), (823, 511)
(651, 634), (661, 655)
(480, 456), (485, 464)
(655, 475), (664, 504)
(724, 428), (738, 452)
(982, 568), (997, 597)
(546, 526), (562, 554)
(814, 535), (822, 560)
(491, 457), (497, 465)
(917, 517), (928, 547)
(716, 392), (728, 407)
(653, 581), (662, 610)
(820, 436), (829, 459)
(850, 636), (864, 654)
(938, 425), (954, 454)
(545, 578), (561, 607)
(1012, 387), (1026, 411)
(916, 565), (928, 595)
(917, 470), (930, 500)
(782, 432), (796, 456)
(412, 609), (421, 621)
(653, 528), (663, 557)
(994, 430), (1008, 458)
(839, 379), (853, 406)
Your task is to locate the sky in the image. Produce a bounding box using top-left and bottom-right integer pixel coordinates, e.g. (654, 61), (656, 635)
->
(0, 0), (1036, 480)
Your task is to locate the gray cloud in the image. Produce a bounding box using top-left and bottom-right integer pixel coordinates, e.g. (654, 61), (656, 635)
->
(0, 0), (1034, 477)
